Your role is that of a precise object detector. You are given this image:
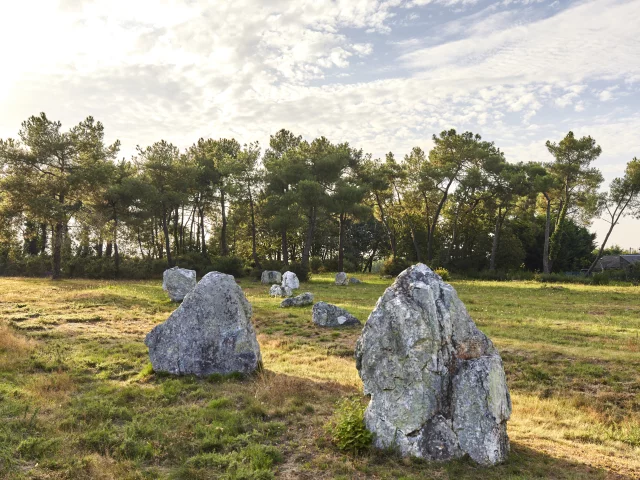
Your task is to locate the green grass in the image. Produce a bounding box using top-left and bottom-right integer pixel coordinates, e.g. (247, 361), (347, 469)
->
(0, 274), (638, 479)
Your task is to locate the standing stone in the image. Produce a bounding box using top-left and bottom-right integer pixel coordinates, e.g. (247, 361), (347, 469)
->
(355, 264), (511, 466)
(261, 270), (282, 285)
(312, 302), (361, 327)
(269, 284), (292, 297)
(145, 272), (261, 376)
(335, 272), (348, 286)
(349, 277), (362, 284)
(280, 292), (313, 308)
(282, 271), (300, 290)
(162, 267), (196, 302)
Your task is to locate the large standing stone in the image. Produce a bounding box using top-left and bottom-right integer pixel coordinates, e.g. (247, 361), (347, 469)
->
(355, 264), (511, 466)
(282, 271), (300, 290)
(162, 267), (196, 302)
(145, 272), (261, 376)
(312, 302), (361, 327)
(335, 272), (348, 286)
(261, 270), (282, 284)
(280, 292), (313, 308)
(269, 284), (292, 297)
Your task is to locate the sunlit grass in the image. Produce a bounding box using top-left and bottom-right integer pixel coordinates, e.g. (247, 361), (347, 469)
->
(0, 274), (638, 478)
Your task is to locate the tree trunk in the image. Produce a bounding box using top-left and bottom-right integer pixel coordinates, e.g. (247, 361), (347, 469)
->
(113, 211), (120, 276)
(220, 189), (228, 256)
(587, 224), (615, 275)
(137, 227), (145, 258)
(338, 213), (345, 271)
(301, 206), (316, 268)
(281, 228), (289, 265)
(248, 183), (261, 268)
(52, 220), (64, 280)
(375, 193), (397, 258)
(489, 208), (502, 272)
(162, 209), (173, 267)
(105, 242), (112, 257)
(542, 194), (552, 274)
(199, 207), (207, 255)
(40, 223), (48, 255)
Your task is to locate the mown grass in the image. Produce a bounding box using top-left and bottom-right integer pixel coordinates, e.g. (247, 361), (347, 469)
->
(0, 274), (638, 479)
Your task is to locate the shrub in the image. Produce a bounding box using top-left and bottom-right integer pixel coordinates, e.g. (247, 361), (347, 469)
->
(262, 259), (284, 272)
(326, 397), (373, 455)
(208, 256), (245, 278)
(434, 268), (450, 281)
(281, 262), (310, 282)
(591, 272), (610, 286)
(310, 257), (323, 274)
(381, 257), (410, 277)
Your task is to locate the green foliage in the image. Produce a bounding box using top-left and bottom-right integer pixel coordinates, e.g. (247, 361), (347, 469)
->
(434, 268), (450, 281)
(209, 256), (245, 278)
(381, 257), (410, 277)
(590, 272), (610, 286)
(326, 397), (373, 455)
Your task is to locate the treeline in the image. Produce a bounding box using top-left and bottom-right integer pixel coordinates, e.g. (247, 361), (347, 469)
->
(1, 113), (639, 280)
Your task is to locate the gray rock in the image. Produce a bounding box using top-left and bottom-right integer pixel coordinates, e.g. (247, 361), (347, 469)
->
(280, 292), (313, 308)
(312, 302), (361, 327)
(355, 263), (511, 466)
(261, 270), (282, 284)
(162, 267), (196, 302)
(349, 277), (362, 284)
(282, 271), (300, 290)
(269, 284), (292, 297)
(145, 272), (261, 376)
(381, 274), (392, 279)
(335, 272), (348, 286)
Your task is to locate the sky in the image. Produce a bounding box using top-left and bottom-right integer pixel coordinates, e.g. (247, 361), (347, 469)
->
(1, 0), (639, 249)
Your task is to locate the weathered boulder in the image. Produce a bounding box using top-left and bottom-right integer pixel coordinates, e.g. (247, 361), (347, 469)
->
(145, 272), (261, 376)
(261, 270), (282, 284)
(162, 267), (196, 302)
(282, 271), (300, 290)
(280, 292), (313, 308)
(335, 272), (348, 286)
(355, 264), (511, 466)
(269, 284), (292, 297)
(312, 302), (361, 327)
(349, 277), (362, 284)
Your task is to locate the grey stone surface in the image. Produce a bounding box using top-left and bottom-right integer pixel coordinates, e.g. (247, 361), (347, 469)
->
(335, 272), (348, 286)
(162, 267), (196, 302)
(349, 277), (362, 284)
(145, 272), (261, 376)
(312, 302), (361, 327)
(261, 270), (282, 284)
(269, 284), (292, 297)
(280, 292), (313, 308)
(282, 271), (300, 290)
(355, 263), (511, 466)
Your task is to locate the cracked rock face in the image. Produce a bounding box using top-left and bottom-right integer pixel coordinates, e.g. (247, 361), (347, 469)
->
(335, 272), (348, 286)
(162, 267), (196, 302)
(355, 264), (511, 466)
(280, 292), (313, 307)
(312, 302), (361, 327)
(261, 270), (282, 284)
(146, 272), (261, 376)
(269, 284), (292, 297)
(282, 271), (300, 290)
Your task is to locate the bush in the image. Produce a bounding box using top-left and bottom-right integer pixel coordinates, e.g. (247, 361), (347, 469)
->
(310, 257), (323, 274)
(281, 262), (310, 282)
(381, 257), (410, 277)
(262, 259), (284, 272)
(434, 268), (450, 281)
(174, 252), (211, 276)
(326, 397), (373, 455)
(208, 256), (245, 278)
(591, 272), (610, 286)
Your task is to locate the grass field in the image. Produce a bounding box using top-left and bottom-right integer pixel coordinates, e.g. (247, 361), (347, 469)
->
(0, 274), (638, 479)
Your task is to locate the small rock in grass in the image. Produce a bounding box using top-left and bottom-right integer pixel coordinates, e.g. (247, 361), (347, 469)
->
(280, 292), (313, 308)
(269, 284), (292, 297)
(335, 272), (348, 286)
(261, 270), (282, 284)
(162, 267), (196, 302)
(282, 271), (300, 290)
(312, 302), (361, 327)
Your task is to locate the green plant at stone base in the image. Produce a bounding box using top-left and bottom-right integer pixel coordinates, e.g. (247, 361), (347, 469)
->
(434, 267), (450, 281)
(326, 397), (373, 455)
